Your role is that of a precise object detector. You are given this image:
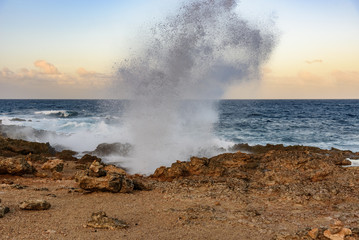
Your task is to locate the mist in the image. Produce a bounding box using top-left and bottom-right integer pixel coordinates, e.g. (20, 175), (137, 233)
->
(113, 0), (276, 173)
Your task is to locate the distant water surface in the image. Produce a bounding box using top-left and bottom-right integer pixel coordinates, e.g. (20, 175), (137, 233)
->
(0, 99), (358, 152)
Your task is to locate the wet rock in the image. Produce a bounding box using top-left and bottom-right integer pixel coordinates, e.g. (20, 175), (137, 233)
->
(0, 136), (55, 157)
(85, 211), (129, 230)
(42, 159), (64, 172)
(78, 154), (102, 164)
(56, 150), (78, 161)
(89, 142), (133, 157)
(323, 220), (352, 240)
(0, 157), (36, 175)
(19, 199), (51, 210)
(10, 118), (26, 122)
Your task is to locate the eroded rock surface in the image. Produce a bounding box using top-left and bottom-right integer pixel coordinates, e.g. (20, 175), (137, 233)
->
(85, 211), (129, 230)
(19, 199), (51, 210)
(76, 161), (133, 193)
(0, 157), (36, 175)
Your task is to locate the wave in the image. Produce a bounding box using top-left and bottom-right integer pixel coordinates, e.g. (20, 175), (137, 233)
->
(34, 110), (78, 118)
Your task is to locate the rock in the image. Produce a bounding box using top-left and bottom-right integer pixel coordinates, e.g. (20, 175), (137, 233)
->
(85, 211), (129, 230)
(0, 157), (36, 175)
(103, 165), (127, 175)
(308, 228), (319, 239)
(323, 220), (352, 240)
(0, 136), (55, 157)
(88, 161), (107, 177)
(76, 172), (133, 193)
(78, 154), (102, 164)
(42, 159), (64, 172)
(89, 142), (133, 157)
(0, 199), (10, 218)
(19, 199), (51, 210)
(0, 206), (10, 218)
(56, 150), (78, 161)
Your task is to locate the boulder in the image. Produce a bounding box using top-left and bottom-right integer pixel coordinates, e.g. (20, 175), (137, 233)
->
(78, 154), (102, 164)
(323, 220), (352, 240)
(85, 211), (129, 230)
(75, 161), (133, 193)
(0, 157), (36, 175)
(89, 142), (133, 157)
(56, 150), (78, 161)
(41, 159), (64, 172)
(19, 199), (51, 210)
(76, 172), (133, 193)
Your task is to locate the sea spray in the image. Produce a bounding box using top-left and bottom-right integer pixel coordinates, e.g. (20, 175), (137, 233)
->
(117, 0), (276, 173)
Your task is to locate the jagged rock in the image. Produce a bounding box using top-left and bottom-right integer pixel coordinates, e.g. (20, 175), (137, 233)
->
(42, 159), (64, 172)
(308, 228), (319, 239)
(89, 142), (133, 157)
(0, 135), (55, 157)
(78, 154), (102, 164)
(85, 211), (129, 230)
(88, 161), (107, 177)
(56, 150), (78, 161)
(323, 220), (352, 240)
(75, 162), (133, 193)
(76, 172), (133, 193)
(19, 199), (51, 210)
(103, 165), (127, 175)
(0, 157), (36, 175)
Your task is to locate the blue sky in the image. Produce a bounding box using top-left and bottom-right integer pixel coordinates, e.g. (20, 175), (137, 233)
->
(0, 0), (359, 98)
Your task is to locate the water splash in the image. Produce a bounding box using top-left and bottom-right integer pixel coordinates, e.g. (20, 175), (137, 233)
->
(114, 0), (276, 174)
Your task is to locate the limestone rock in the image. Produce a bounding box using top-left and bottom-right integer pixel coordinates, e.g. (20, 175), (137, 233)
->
(308, 228), (319, 239)
(85, 211), (129, 230)
(76, 172), (133, 193)
(75, 162), (133, 193)
(323, 220), (352, 240)
(19, 199), (51, 210)
(0, 157), (36, 175)
(42, 159), (64, 172)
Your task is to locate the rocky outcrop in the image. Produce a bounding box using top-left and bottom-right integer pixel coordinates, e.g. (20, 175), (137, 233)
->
(41, 159), (64, 172)
(0, 135), (55, 158)
(56, 150), (78, 161)
(323, 220), (352, 240)
(19, 199), (51, 210)
(0, 157), (36, 175)
(89, 142), (133, 157)
(85, 211), (129, 230)
(75, 161), (133, 193)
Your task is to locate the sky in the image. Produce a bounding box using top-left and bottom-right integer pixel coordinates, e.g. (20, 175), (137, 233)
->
(0, 0), (359, 99)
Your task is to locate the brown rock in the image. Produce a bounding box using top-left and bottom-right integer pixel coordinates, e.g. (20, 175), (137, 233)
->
(323, 220), (352, 240)
(56, 150), (77, 161)
(76, 172), (134, 193)
(78, 154), (101, 164)
(85, 211), (129, 230)
(88, 161), (106, 177)
(0, 206), (10, 218)
(103, 165), (127, 175)
(308, 228), (319, 239)
(19, 199), (51, 210)
(0, 157), (36, 175)
(42, 159), (64, 172)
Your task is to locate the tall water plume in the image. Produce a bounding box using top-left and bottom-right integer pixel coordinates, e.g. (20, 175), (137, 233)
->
(115, 0), (276, 173)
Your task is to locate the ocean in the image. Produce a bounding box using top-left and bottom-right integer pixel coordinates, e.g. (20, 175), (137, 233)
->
(0, 99), (358, 172)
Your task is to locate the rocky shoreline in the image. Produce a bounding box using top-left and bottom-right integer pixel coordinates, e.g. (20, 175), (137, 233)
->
(1, 133), (359, 239)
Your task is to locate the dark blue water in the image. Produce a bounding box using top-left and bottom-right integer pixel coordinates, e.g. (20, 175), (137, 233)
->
(0, 99), (359, 152)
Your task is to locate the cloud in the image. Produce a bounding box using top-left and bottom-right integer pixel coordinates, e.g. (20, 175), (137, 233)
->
(0, 60), (113, 98)
(34, 60), (60, 75)
(305, 59), (323, 64)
